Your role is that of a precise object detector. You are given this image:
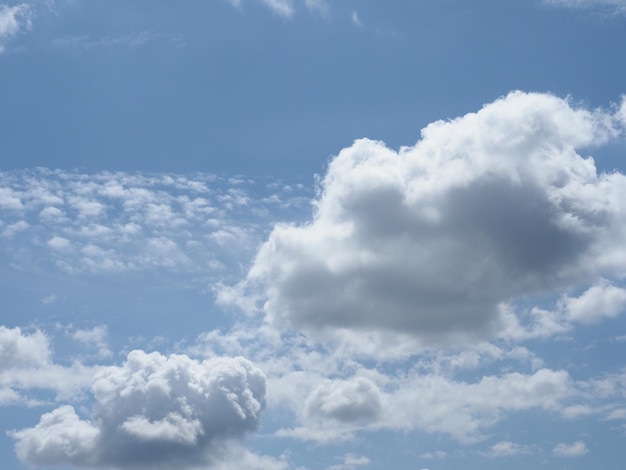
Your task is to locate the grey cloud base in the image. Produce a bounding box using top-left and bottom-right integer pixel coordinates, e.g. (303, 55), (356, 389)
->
(234, 91), (626, 345)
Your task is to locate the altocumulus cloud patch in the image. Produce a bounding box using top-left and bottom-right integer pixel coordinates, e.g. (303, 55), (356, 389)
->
(10, 351), (267, 468)
(225, 91), (626, 346)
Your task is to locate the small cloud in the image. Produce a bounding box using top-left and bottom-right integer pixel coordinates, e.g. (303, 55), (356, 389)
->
(351, 10), (363, 26)
(71, 325), (111, 358)
(42, 294), (57, 305)
(561, 281), (626, 324)
(1, 220), (28, 238)
(328, 453), (371, 470)
(552, 441), (589, 457)
(561, 404), (594, 419)
(48, 236), (72, 251)
(604, 408), (626, 420)
(230, 0), (295, 18)
(487, 440), (531, 457)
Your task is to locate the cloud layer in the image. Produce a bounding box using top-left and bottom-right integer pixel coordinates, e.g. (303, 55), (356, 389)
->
(232, 91), (626, 346)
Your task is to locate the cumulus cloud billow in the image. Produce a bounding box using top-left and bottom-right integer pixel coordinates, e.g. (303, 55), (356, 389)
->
(11, 350), (267, 468)
(230, 92), (626, 346)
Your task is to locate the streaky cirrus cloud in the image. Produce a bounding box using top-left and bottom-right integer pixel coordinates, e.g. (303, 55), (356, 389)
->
(229, 0), (336, 18)
(10, 350), (267, 468)
(229, 0), (295, 18)
(544, 0), (626, 14)
(224, 91), (626, 347)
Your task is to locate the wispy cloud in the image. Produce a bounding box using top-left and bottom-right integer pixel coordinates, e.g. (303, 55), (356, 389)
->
(544, 0), (626, 14)
(552, 440), (589, 457)
(51, 30), (185, 51)
(0, 3), (32, 53)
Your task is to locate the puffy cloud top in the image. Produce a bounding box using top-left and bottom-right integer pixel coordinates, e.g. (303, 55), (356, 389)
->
(11, 351), (267, 468)
(238, 91), (626, 345)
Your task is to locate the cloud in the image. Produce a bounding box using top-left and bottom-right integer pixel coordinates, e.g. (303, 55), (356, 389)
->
(0, 326), (97, 403)
(275, 363), (573, 443)
(11, 405), (100, 466)
(0, 326), (51, 370)
(544, 0), (626, 14)
(11, 350), (267, 468)
(51, 30), (171, 51)
(0, 4), (31, 37)
(487, 440), (531, 457)
(561, 280), (626, 323)
(305, 377), (383, 423)
(304, 0), (328, 15)
(328, 453), (371, 470)
(552, 440), (589, 457)
(228, 91), (626, 348)
(0, 169), (309, 276)
(0, 3), (33, 54)
(71, 325), (112, 358)
(230, 0), (295, 18)
(0, 326), (54, 405)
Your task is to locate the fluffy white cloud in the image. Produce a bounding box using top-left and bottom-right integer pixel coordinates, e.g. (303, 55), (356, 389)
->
(11, 350), (267, 468)
(552, 440), (589, 457)
(230, 91), (626, 347)
(0, 326), (98, 403)
(11, 405), (100, 466)
(305, 377), (383, 423)
(0, 326), (51, 370)
(561, 280), (626, 323)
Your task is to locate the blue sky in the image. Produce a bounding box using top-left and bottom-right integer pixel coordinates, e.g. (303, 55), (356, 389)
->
(1, 1), (626, 469)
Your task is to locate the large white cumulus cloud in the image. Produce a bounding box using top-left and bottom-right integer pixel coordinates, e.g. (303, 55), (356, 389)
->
(11, 350), (267, 468)
(233, 91), (626, 345)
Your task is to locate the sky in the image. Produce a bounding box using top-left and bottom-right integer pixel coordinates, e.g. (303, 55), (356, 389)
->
(1, 1), (626, 469)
